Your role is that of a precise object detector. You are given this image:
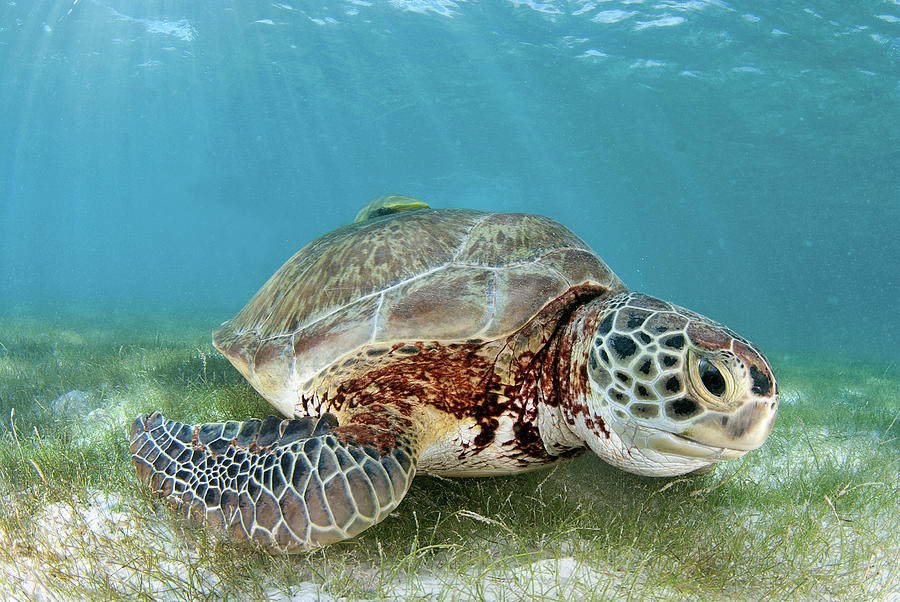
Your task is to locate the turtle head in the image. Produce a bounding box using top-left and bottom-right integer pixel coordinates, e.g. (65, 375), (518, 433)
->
(571, 292), (778, 476)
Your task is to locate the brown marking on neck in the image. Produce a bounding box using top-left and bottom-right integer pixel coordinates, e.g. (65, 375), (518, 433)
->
(554, 296), (614, 439)
(320, 284), (608, 461)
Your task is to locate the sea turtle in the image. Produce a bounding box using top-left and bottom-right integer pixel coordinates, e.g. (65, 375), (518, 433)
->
(131, 198), (778, 552)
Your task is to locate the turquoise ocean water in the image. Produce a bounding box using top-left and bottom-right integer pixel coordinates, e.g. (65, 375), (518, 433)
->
(1, 0), (898, 360)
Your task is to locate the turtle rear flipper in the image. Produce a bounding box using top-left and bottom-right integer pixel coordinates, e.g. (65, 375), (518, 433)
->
(130, 410), (419, 551)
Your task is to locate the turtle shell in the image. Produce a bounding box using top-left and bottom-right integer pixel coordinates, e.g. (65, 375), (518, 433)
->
(213, 209), (626, 415)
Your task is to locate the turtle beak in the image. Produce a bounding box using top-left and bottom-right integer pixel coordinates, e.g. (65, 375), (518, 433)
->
(648, 432), (749, 460)
(679, 397), (779, 452)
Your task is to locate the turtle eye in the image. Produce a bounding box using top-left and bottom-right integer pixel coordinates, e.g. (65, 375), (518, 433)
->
(698, 358), (726, 397)
(687, 351), (736, 410)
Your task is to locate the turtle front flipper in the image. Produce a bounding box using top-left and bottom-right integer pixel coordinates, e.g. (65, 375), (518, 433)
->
(130, 409), (420, 551)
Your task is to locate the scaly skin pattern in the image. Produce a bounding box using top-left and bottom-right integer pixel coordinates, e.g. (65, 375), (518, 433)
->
(130, 408), (418, 552)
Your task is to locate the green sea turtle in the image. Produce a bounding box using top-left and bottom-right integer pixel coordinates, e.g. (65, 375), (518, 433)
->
(131, 198), (778, 552)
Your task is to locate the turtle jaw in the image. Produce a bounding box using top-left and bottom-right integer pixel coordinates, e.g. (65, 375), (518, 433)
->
(646, 430), (749, 461)
(580, 418), (744, 476)
(675, 398), (779, 453)
(590, 395), (777, 475)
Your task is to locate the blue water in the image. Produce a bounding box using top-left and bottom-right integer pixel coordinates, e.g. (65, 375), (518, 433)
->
(1, 0), (898, 359)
